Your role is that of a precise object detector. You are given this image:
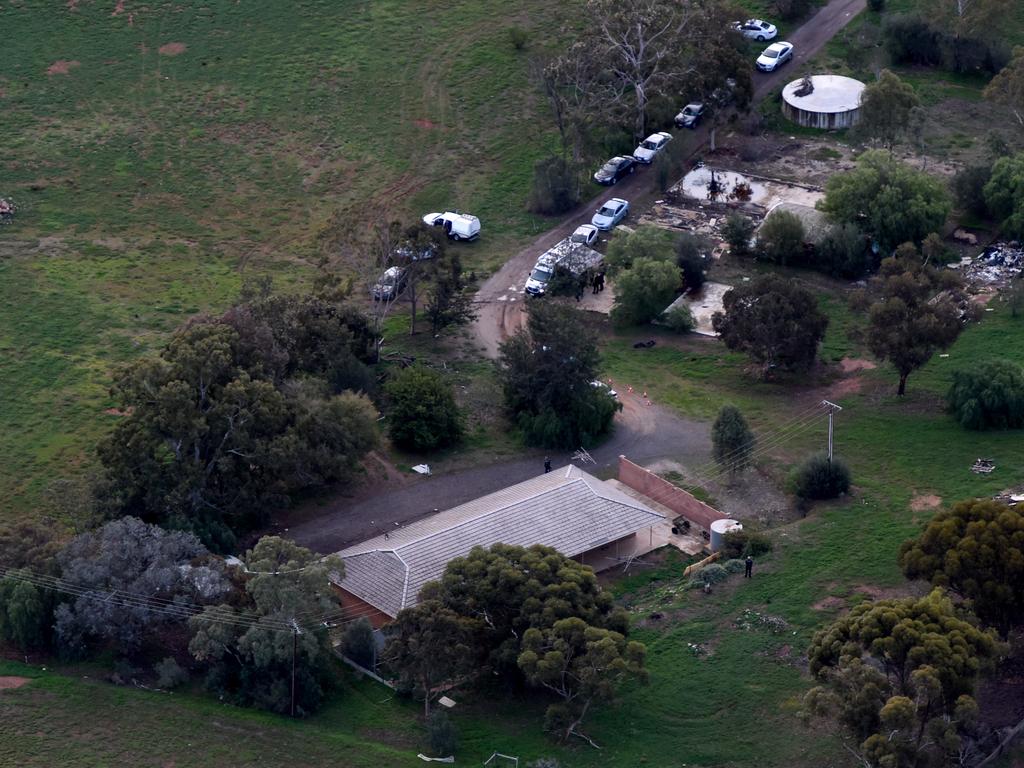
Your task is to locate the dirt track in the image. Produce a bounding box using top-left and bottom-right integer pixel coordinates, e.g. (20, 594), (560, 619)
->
(473, 0), (867, 357)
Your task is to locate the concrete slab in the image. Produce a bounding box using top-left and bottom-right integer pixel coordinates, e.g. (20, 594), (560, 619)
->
(664, 281), (731, 336)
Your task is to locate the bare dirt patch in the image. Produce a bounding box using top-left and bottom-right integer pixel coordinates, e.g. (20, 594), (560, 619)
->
(413, 118), (439, 129)
(910, 494), (942, 512)
(839, 357), (876, 374)
(0, 676), (32, 690)
(46, 60), (80, 76)
(812, 595), (846, 611)
(158, 42), (187, 57)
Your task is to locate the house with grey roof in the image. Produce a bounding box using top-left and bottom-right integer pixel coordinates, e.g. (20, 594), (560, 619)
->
(330, 464), (667, 626)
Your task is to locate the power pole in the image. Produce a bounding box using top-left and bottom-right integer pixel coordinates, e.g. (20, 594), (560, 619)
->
(290, 619), (301, 718)
(823, 403), (839, 462)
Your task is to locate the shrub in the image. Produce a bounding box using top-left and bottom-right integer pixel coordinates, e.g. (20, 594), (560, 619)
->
(712, 405), (755, 475)
(691, 562), (729, 587)
(757, 210), (806, 266)
(662, 305), (695, 333)
(528, 156), (579, 215)
(947, 360), (1024, 430)
(154, 657), (188, 690)
(342, 617), (377, 669)
(508, 27), (528, 50)
(790, 454), (851, 500)
(427, 710), (458, 755)
(384, 365), (463, 452)
(604, 225), (676, 274)
(953, 164), (993, 218)
(723, 559), (747, 574)
(817, 223), (877, 279)
(721, 530), (773, 560)
(868, 0), (884, 11)
(722, 214), (756, 258)
(773, 0), (811, 21)
(675, 233), (710, 292)
(883, 15), (943, 67)
(653, 151), (674, 193)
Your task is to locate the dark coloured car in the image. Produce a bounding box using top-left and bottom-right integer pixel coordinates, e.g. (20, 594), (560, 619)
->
(593, 156), (636, 186)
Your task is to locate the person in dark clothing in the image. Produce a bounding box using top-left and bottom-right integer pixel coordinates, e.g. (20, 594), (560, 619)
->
(597, 269), (606, 292)
(744, 555), (753, 578)
(575, 280), (584, 302)
(544, 457), (552, 473)
(592, 272), (600, 294)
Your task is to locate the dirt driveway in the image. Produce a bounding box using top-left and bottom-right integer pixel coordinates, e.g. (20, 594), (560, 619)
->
(473, 0), (867, 357)
(286, 391), (710, 554)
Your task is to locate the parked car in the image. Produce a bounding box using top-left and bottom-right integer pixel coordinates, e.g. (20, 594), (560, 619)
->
(591, 198), (629, 231)
(372, 266), (406, 301)
(524, 237), (603, 296)
(591, 380), (619, 399)
(632, 131), (673, 164)
(674, 102), (706, 129)
(570, 224), (599, 247)
(593, 155), (636, 185)
(732, 18), (777, 41)
(421, 211), (481, 241)
(756, 41), (793, 72)
(711, 77), (739, 106)
(524, 252), (559, 297)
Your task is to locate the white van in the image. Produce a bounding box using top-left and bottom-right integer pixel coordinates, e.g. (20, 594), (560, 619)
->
(422, 211), (481, 241)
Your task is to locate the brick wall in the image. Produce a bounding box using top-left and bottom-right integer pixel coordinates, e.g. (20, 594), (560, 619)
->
(330, 583), (394, 629)
(617, 455), (727, 533)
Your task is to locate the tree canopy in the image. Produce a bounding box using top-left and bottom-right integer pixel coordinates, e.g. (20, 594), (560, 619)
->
(946, 359), (1024, 430)
(983, 152), (1024, 238)
(55, 517), (230, 658)
(519, 618), (647, 746)
(712, 275), (828, 378)
(856, 70), (923, 151)
(497, 303), (620, 448)
(610, 257), (680, 327)
(711, 405), (755, 476)
(604, 225), (676, 274)
(806, 589), (1000, 767)
(899, 499), (1024, 633)
(756, 209), (806, 266)
(865, 253), (963, 395)
(98, 309), (379, 550)
(189, 537), (345, 716)
(984, 46), (1024, 128)
(818, 150), (952, 251)
(420, 544), (629, 679)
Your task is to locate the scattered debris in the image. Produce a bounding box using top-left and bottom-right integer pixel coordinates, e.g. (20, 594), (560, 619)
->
(735, 608), (789, 634)
(0, 197), (15, 224)
(686, 641), (707, 657)
(971, 458), (996, 474)
(992, 487), (1024, 506)
(952, 228), (978, 246)
(950, 242), (1024, 291)
(411, 463), (431, 475)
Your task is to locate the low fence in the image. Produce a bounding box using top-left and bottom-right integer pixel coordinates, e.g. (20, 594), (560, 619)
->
(617, 456), (727, 533)
(682, 551), (721, 578)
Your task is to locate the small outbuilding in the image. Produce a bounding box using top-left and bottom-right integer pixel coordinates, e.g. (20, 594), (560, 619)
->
(782, 74), (865, 130)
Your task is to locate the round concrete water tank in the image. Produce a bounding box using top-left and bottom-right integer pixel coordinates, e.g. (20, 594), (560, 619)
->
(710, 519), (743, 552)
(782, 74), (865, 130)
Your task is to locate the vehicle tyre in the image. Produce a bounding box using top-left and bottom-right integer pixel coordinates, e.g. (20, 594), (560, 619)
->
(757, 34), (765, 40)
(452, 233), (461, 241)
(611, 176), (617, 185)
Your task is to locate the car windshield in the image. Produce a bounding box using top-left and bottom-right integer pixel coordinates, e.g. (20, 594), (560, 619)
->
(764, 49), (779, 58)
(641, 139), (658, 150)
(530, 266), (552, 282)
(571, 233), (588, 243)
(684, 106), (699, 115)
(601, 161), (618, 173)
(598, 206), (616, 216)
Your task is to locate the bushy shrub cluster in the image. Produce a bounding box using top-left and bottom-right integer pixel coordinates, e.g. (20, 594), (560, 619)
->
(883, 15), (1008, 74)
(947, 360), (1024, 431)
(790, 454), (851, 501)
(721, 530), (773, 560)
(529, 156), (580, 215)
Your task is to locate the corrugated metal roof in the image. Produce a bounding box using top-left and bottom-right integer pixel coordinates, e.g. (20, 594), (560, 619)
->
(333, 466), (664, 618)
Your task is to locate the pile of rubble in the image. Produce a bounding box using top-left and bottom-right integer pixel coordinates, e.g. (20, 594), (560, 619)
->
(949, 242), (1024, 291)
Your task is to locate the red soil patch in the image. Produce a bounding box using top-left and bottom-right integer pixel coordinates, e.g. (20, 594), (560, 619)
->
(413, 118), (439, 129)
(839, 357), (876, 373)
(0, 676), (31, 690)
(66, 0), (79, 8)
(46, 60), (80, 76)
(103, 407), (134, 417)
(111, 0), (125, 15)
(910, 494), (942, 512)
(158, 42), (187, 57)
(812, 595), (846, 611)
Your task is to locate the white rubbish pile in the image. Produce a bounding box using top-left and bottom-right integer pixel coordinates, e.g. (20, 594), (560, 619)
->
(950, 242), (1024, 289)
(0, 197), (15, 224)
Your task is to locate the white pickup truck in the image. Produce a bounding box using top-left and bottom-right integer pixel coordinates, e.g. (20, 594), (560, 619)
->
(524, 238), (602, 296)
(422, 211), (481, 241)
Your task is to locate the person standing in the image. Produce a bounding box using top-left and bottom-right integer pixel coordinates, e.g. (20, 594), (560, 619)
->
(544, 457), (552, 473)
(744, 555), (753, 578)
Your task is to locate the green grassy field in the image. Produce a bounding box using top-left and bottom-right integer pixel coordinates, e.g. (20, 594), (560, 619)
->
(0, 0), (567, 519)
